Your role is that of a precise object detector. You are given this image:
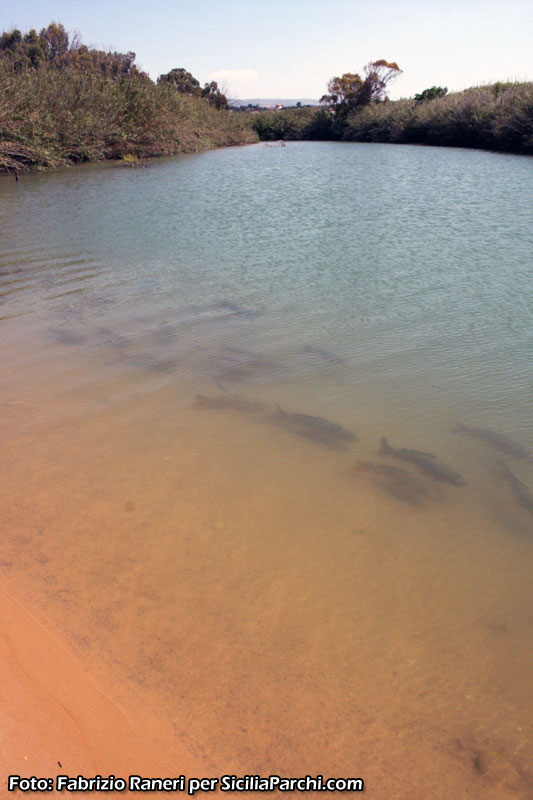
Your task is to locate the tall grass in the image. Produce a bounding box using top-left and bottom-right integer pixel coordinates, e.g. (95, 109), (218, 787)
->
(250, 107), (335, 141)
(250, 83), (533, 156)
(0, 57), (256, 172)
(343, 83), (533, 154)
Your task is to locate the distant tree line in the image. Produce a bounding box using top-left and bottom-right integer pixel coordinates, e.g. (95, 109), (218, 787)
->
(2, 28), (531, 171)
(250, 58), (533, 156)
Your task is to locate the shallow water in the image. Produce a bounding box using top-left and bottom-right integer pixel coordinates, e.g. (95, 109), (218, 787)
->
(1, 142), (532, 796)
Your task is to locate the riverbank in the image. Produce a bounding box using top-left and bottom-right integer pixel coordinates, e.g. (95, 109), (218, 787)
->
(2, 19), (529, 173)
(0, 576), (204, 792)
(0, 65), (257, 173)
(0, 25), (257, 174)
(251, 82), (533, 156)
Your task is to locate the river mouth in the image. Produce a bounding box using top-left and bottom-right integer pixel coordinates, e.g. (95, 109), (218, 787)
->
(1, 142), (532, 797)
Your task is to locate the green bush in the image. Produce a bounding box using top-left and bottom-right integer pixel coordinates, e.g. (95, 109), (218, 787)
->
(341, 83), (533, 154)
(0, 24), (256, 172)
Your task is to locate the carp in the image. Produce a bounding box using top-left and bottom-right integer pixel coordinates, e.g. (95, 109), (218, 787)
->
(379, 437), (467, 487)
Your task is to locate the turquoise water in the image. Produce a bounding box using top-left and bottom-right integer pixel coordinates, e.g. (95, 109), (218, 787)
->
(2, 142), (532, 430)
(1, 142), (532, 797)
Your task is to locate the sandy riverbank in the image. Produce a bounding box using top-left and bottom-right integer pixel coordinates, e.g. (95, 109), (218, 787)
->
(0, 578), (203, 796)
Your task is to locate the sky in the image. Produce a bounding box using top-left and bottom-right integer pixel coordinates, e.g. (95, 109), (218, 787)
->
(2, 0), (532, 100)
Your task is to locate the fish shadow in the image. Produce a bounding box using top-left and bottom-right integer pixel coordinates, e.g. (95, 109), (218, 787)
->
(209, 346), (279, 390)
(45, 327), (87, 346)
(269, 404), (357, 450)
(350, 460), (433, 507)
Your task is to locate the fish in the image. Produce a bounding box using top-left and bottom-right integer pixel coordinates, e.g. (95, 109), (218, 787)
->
(210, 347), (277, 386)
(45, 327), (87, 345)
(351, 460), (430, 506)
(379, 437), (468, 487)
(215, 362), (264, 383)
(182, 301), (258, 327)
(299, 344), (346, 365)
(214, 300), (258, 319)
(193, 394), (266, 414)
(272, 405), (357, 449)
(96, 327), (129, 348)
(494, 460), (533, 515)
(153, 323), (178, 345)
(125, 352), (177, 372)
(453, 423), (531, 460)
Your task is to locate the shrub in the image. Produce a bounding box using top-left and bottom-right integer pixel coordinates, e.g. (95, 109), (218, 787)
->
(0, 24), (256, 172)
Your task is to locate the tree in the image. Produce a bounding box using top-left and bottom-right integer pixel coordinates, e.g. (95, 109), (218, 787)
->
(321, 59), (402, 117)
(414, 86), (448, 103)
(157, 67), (201, 96)
(0, 27), (52, 70)
(0, 28), (22, 50)
(23, 29), (50, 68)
(158, 68), (229, 109)
(201, 80), (229, 109)
(40, 22), (69, 58)
(0, 22), (142, 78)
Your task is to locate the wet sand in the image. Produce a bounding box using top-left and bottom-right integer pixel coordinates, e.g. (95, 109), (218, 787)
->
(4, 566), (530, 799)
(0, 581), (206, 795)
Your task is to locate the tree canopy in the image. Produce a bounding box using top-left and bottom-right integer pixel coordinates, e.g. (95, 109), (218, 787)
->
(414, 86), (448, 103)
(320, 60), (402, 117)
(157, 67), (201, 95)
(157, 68), (228, 109)
(201, 80), (229, 110)
(0, 22), (142, 79)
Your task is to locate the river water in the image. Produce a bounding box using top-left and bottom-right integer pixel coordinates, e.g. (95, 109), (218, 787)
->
(1, 142), (532, 797)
